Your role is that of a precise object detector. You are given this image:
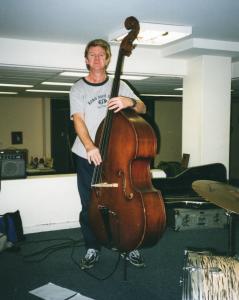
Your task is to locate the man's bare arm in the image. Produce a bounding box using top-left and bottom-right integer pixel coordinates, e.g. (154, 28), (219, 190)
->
(72, 113), (102, 165)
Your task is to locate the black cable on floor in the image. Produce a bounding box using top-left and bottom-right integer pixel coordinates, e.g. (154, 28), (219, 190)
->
(70, 242), (122, 281)
(16, 236), (123, 280)
(19, 238), (83, 263)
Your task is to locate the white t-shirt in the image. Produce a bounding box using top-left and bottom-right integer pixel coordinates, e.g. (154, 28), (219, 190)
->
(70, 76), (139, 159)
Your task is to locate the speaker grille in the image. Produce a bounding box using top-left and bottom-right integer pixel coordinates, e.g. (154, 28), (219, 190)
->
(0, 159), (26, 179)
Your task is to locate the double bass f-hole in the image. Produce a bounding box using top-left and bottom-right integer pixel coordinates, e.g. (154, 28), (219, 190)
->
(118, 169), (134, 200)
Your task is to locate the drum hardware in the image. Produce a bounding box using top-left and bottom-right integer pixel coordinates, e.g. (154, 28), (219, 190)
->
(186, 265), (223, 273)
(181, 181), (239, 299)
(184, 259), (223, 273)
(225, 210), (236, 256)
(192, 180), (239, 256)
(182, 250), (239, 300)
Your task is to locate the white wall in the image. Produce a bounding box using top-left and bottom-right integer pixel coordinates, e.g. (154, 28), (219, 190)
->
(0, 174), (81, 234)
(183, 56), (231, 172)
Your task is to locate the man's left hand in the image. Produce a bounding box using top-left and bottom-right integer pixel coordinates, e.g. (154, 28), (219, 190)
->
(108, 96), (132, 112)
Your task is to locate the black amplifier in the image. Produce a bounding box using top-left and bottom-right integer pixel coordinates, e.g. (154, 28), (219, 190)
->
(0, 149), (27, 179)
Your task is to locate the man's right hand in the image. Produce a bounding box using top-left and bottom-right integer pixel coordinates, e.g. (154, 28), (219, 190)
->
(87, 147), (102, 166)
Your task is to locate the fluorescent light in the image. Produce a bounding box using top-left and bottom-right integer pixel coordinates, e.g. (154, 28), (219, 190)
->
(61, 72), (148, 81)
(121, 75), (148, 80)
(109, 22), (192, 46)
(109, 74), (148, 80)
(174, 88), (183, 91)
(141, 94), (182, 97)
(26, 89), (70, 94)
(0, 91), (18, 95)
(0, 83), (33, 88)
(41, 82), (74, 86)
(60, 71), (87, 77)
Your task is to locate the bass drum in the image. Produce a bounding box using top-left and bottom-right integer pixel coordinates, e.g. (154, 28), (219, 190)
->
(182, 250), (239, 300)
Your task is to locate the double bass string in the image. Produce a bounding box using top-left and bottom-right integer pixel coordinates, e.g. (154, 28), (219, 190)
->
(91, 64), (121, 186)
(91, 108), (113, 186)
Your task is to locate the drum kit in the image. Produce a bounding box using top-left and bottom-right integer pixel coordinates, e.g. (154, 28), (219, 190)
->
(182, 180), (239, 300)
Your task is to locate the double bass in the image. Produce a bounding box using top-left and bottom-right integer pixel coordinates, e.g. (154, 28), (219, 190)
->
(89, 16), (166, 253)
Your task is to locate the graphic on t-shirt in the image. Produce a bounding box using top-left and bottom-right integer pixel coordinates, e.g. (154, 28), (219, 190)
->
(88, 93), (110, 108)
(98, 93), (108, 105)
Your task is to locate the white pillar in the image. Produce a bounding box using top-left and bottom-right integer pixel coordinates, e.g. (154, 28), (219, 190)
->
(182, 55), (231, 177)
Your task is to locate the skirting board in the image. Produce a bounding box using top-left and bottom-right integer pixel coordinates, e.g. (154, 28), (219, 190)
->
(23, 221), (80, 234)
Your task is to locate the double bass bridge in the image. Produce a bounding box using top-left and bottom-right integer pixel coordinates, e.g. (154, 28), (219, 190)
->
(91, 182), (118, 188)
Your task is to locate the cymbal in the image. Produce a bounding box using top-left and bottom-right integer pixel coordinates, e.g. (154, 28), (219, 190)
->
(192, 180), (239, 214)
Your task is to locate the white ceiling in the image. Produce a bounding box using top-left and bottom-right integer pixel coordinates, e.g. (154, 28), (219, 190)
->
(1, 0), (239, 99)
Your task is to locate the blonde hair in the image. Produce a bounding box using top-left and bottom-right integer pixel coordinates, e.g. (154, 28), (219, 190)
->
(84, 39), (111, 69)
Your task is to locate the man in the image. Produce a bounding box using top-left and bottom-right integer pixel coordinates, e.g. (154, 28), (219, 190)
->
(70, 39), (146, 270)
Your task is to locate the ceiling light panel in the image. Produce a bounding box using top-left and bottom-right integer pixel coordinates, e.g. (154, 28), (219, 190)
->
(141, 93), (182, 97)
(41, 82), (73, 86)
(60, 72), (87, 77)
(109, 22), (192, 46)
(26, 89), (70, 94)
(0, 91), (18, 94)
(0, 83), (33, 88)
(108, 74), (149, 80)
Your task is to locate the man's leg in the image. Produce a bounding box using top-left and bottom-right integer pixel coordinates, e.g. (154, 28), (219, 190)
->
(75, 156), (100, 269)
